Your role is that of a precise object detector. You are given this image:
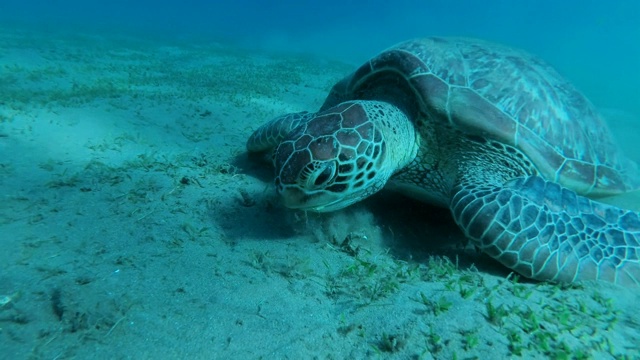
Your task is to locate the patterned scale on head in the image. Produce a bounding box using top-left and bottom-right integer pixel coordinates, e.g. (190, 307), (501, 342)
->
(266, 101), (417, 212)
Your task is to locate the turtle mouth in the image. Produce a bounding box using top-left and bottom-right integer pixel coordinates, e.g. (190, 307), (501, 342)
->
(285, 199), (344, 212)
(279, 187), (351, 212)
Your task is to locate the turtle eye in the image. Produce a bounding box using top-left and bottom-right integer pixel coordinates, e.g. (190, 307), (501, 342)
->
(301, 162), (336, 189)
(314, 163), (335, 186)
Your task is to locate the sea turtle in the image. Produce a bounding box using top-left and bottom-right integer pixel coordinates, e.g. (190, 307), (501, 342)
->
(246, 37), (640, 286)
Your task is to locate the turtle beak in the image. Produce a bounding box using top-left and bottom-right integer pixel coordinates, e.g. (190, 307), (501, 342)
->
(278, 187), (346, 212)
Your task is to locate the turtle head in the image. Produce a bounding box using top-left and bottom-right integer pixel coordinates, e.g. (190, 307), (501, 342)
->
(272, 101), (416, 212)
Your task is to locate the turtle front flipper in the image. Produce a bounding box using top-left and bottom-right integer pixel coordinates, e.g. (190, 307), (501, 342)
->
(451, 175), (640, 286)
(247, 111), (315, 153)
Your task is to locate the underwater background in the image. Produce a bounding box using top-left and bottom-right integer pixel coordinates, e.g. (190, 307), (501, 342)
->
(2, 0), (639, 118)
(1, 1), (639, 359)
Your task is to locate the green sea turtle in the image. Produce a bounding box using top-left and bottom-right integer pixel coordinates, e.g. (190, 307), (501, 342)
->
(246, 37), (640, 286)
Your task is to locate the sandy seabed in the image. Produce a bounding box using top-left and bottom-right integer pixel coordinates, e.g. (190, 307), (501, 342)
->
(1, 26), (639, 359)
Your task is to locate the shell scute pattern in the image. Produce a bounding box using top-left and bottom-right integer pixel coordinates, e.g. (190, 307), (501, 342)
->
(409, 74), (449, 114)
(344, 38), (633, 195)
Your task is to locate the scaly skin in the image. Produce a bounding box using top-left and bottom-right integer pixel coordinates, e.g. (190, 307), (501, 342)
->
(249, 101), (417, 212)
(451, 170), (640, 286)
(246, 37), (640, 286)
(247, 100), (640, 286)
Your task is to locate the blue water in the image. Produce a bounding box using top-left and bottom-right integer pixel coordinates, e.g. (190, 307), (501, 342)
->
(1, 0), (639, 117)
(2, 2), (640, 358)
